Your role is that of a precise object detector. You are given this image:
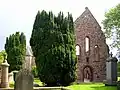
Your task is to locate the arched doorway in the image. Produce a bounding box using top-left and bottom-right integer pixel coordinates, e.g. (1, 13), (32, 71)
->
(83, 66), (93, 82)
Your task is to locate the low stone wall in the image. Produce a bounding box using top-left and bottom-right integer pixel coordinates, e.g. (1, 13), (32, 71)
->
(0, 87), (71, 90)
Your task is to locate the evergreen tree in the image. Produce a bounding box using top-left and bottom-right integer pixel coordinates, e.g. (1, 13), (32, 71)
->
(30, 10), (76, 86)
(5, 32), (26, 72)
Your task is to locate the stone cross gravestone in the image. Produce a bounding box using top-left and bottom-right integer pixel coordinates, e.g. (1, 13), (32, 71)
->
(14, 69), (34, 90)
(105, 53), (118, 86)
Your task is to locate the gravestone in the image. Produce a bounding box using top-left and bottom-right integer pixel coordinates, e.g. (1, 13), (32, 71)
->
(105, 53), (118, 86)
(14, 69), (34, 90)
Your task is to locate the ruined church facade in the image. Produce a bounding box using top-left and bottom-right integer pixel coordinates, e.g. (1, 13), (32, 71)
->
(75, 7), (109, 82)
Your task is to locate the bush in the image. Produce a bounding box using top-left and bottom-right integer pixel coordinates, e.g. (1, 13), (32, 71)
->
(32, 66), (38, 78)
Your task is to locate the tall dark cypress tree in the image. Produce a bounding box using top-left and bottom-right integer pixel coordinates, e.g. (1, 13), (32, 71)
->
(20, 32), (26, 62)
(30, 10), (76, 86)
(5, 32), (26, 72)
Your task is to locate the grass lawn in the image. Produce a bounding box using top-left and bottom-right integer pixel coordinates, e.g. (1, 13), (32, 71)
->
(9, 81), (14, 88)
(34, 78), (43, 86)
(9, 78), (118, 90)
(33, 78), (117, 90)
(67, 77), (120, 90)
(68, 83), (117, 90)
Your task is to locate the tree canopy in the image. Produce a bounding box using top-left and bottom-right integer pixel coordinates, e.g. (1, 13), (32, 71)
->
(5, 32), (26, 72)
(102, 4), (120, 49)
(30, 10), (76, 86)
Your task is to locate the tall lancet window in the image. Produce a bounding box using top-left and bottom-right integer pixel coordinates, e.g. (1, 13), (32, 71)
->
(85, 36), (90, 53)
(76, 45), (80, 56)
(94, 45), (99, 61)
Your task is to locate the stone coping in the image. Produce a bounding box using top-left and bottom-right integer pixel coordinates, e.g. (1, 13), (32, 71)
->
(1, 63), (9, 66)
(12, 71), (19, 73)
(8, 73), (13, 76)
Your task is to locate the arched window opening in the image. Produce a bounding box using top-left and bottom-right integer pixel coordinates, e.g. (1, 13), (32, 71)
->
(95, 45), (98, 48)
(85, 37), (90, 52)
(94, 45), (99, 61)
(76, 45), (80, 55)
(86, 57), (89, 63)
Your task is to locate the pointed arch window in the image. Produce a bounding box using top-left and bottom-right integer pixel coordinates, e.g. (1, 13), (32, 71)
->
(94, 45), (99, 61)
(85, 36), (90, 53)
(76, 45), (80, 56)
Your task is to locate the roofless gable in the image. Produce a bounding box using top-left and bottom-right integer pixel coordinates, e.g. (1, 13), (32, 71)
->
(75, 7), (108, 82)
(74, 7), (101, 30)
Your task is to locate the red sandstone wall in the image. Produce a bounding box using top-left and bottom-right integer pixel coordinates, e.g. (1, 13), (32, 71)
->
(75, 7), (109, 82)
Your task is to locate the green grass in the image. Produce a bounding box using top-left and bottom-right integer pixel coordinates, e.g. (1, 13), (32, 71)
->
(9, 78), (118, 90)
(68, 83), (117, 90)
(33, 79), (117, 90)
(9, 81), (14, 88)
(34, 78), (43, 86)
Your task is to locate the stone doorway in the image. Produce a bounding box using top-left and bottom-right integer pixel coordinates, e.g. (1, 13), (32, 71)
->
(83, 66), (93, 82)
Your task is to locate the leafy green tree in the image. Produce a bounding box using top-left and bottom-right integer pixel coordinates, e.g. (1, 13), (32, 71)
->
(30, 10), (76, 86)
(5, 32), (26, 72)
(102, 4), (120, 49)
(0, 50), (7, 64)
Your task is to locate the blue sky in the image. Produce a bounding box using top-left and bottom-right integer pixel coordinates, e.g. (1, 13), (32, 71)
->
(0, 0), (120, 54)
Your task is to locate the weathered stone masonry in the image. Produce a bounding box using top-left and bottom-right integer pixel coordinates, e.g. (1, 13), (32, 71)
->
(74, 7), (109, 82)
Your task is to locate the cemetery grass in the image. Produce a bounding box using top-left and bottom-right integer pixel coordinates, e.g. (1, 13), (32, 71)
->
(67, 77), (120, 90)
(9, 78), (118, 90)
(34, 78), (43, 86)
(67, 83), (117, 90)
(33, 79), (117, 90)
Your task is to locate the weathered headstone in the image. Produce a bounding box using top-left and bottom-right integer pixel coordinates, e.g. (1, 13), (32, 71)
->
(14, 69), (34, 90)
(104, 53), (118, 86)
